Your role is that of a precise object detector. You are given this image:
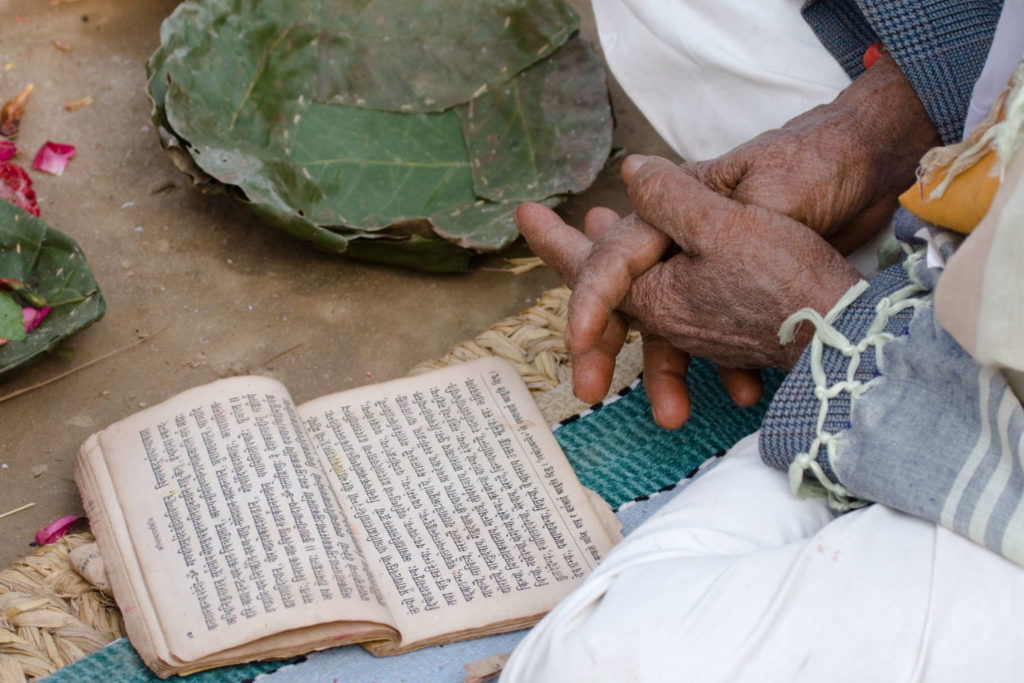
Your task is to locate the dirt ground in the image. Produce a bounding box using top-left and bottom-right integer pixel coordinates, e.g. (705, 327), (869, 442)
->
(0, 0), (676, 569)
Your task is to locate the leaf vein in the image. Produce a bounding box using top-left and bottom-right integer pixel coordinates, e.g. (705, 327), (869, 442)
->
(227, 26), (295, 133)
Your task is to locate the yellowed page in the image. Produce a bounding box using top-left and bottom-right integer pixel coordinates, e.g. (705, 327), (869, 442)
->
(77, 433), (172, 672)
(299, 357), (620, 649)
(86, 376), (393, 666)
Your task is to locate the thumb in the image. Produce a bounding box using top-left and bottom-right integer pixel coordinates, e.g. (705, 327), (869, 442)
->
(626, 157), (750, 256)
(620, 154), (653, 185)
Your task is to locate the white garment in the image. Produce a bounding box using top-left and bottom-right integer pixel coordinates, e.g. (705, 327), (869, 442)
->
(502, 433), (1024, 682)
(591, 0), (851, 162)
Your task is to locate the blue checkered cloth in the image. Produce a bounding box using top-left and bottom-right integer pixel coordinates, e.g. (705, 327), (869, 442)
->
(761, 210), (1024, 566)
(758, 262), (918, 484)
(802, 0), (1003, 144)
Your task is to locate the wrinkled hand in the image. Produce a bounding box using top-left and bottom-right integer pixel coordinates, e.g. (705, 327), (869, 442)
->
(518, 54), (936, 428)
(522, 200), (766, 428)
(688, 53), (940, 254)
(517, 159), (861, 428)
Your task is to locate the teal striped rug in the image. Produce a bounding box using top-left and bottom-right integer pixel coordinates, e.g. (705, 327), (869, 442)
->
(47, 361), (782, 682)
(556, 360), (783, 508)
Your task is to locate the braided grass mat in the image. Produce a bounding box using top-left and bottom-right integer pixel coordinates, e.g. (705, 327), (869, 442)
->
(0, 534), (124, 681)
(1, 285), (618, 682)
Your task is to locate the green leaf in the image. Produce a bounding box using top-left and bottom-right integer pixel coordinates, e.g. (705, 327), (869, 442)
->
(429, 195), (561, 252)
(0, 291), (25, 342)
(458, 33), (612, 202)
(147, 0), (611, 272)
(315, 0), (579, 112)
(0, 200), (106, 380)
(175, 94), (477, 228)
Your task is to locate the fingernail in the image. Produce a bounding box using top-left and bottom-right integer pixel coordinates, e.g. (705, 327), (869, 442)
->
(621, 154), (649, 182)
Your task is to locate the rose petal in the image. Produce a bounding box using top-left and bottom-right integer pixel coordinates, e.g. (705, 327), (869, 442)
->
(32, 141), (76, 176)
(0, 162), (39, 215)
(35, 515), (82, 545)
(0, 140), (15, 162)
(22, 305), (50, 333)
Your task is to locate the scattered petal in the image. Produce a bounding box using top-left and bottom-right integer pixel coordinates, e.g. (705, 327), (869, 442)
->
(35, 515), (82, 545)
(0, 140), (16, 162)
(64, 96), (93, 112)
(22, 305), (51, 333)
(32, 141), (76, 175)
(0, 83), (34, 137)
(52, 39), (72, 52)
(0, 162), (39, 215)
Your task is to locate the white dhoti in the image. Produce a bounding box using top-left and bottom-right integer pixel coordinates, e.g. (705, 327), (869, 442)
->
(591, 0), (851, 162)
(502, 434), (1024, 682)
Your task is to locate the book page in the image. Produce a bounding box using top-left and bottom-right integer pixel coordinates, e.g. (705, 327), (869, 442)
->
(299, 357), (619, 649)
(90, 376), (393, 663)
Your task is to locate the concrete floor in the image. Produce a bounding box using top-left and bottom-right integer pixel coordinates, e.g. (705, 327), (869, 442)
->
(0, 0), (675, 569)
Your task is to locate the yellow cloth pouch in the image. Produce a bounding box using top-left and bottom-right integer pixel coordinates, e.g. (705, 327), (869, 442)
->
(898, 149), (1001, 234)
(899, 60), (1024, 235)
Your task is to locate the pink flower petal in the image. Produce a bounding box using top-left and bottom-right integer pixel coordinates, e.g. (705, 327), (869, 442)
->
(0, 140), (16, 163)
(0, 162), (39, 215)
(22, 305), (50, 333)
(35, 515), (82, 545)
(31, 141), (76, 176)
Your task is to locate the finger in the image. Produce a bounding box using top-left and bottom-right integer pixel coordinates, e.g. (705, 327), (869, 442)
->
(626, 156), (749, 254)
(641, 334), (692, 429)
(620, 153), (653, 185)
(514, 202), (594, 287)
(571, 310), (630, 405)
(583, 206), (621, 241)
(619, 256), (777, 367)
(687, 155), (749, 196)
(717, 366), (763, 407)
(568, 213), (671, 356)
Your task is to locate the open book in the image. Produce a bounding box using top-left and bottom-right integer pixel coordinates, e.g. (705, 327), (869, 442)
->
(76, 357), (621, 678)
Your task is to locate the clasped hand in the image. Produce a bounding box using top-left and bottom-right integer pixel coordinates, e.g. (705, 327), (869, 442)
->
(515, 55), (939, 429)
(516, 158), (861, 429)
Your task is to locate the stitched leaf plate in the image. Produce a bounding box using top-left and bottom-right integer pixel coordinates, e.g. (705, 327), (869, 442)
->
(147, 0), (612, 272)
(0, 200), (106, 380)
